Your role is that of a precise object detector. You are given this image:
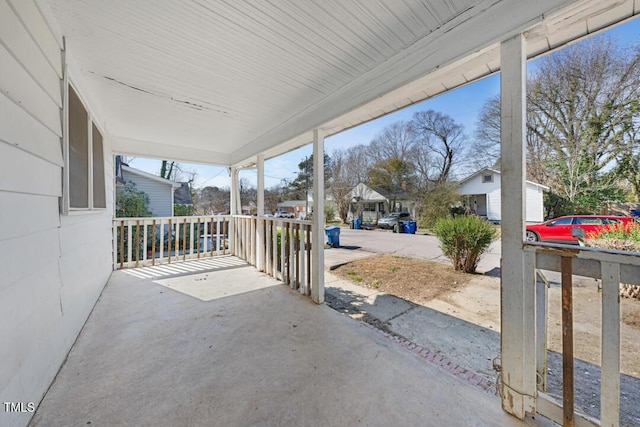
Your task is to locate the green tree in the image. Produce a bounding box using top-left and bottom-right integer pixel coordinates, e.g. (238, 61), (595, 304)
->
(368, 157), (415, 210)
(116, 182), (151, 218)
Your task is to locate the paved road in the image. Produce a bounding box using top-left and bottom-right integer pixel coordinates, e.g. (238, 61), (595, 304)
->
(334, 228), (502, 275)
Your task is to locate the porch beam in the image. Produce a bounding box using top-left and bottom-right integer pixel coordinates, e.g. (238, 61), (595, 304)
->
(311, 129), (325, 304)
(257, 154), (265, 271)
(499, 33), (536, 419)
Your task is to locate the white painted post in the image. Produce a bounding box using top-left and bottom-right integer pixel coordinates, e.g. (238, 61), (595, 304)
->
(601, 262), (620, 427)
(500, 33), (536, 419)
(311, 129), (325, 304)
(229, 167), (238, 256)
(257, 154), (265, 271)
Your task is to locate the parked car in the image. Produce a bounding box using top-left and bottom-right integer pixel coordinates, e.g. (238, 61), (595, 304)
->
(378, 212), (413, 232)
(274, 210), (295, 218)
(525, 215), (637, 243)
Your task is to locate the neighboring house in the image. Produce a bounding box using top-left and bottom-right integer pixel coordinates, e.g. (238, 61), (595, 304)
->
(277, 199), (309, 218)
(458, 168), (549, 223)
(347, 183), (416, 222)
(116, 161), (182, 217)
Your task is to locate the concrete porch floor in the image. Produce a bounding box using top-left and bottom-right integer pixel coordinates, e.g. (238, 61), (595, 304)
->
(31, 257), (550, 426)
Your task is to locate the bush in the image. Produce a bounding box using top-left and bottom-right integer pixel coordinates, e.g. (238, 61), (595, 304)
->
(417, 183), (461, 229)
(116, 182), (151, 218)
(584, 223), (640, 300)
(433, 215), (497, 273)
(585, 223), (640, 252)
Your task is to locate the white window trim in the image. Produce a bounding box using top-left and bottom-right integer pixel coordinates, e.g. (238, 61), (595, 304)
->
(62, 56), (108, 215)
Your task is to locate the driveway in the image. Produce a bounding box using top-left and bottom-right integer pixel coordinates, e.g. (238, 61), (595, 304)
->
(334, 228), (502, 275)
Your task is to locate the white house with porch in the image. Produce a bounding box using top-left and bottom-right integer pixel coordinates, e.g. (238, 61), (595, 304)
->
(458, 168), (549, 223)
(2, 1), (640, 426)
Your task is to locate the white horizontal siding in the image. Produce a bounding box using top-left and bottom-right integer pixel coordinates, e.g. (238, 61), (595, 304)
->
(0, 92), (63, 166)
(122, 171), (174, 217)
(0, 0), (62, 103)
(0, 41), (61, 136)
(7, 0), (63, 74)
(0, 2), (113, 427)
(0, 192), (60, 240)
(487, 188), (502, 222)
(0, 142), (61, 196)
(526, 185), (545, 223)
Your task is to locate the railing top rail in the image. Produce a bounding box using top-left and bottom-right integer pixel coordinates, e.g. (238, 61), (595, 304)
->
(113, 215), (232, 223)
(524, 242), (640, 266)
(262, 217), (313, 225)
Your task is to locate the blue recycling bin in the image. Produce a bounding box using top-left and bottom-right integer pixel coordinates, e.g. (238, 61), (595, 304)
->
(631, 209), (640, 218)
(353, 218), (362, 230)
(325, 226), (341, 248)
(403, 221), (417, 234)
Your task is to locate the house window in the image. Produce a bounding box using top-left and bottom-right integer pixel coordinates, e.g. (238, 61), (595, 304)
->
(482, 174), (493, 183)
(65, 84), (106, 212)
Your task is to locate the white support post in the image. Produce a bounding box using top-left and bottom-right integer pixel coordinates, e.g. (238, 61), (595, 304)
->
(257, 154), (265, 271)
(229, 167), (238, 255)
(311, 129), (325, 304)
(500, 33), (536, 419)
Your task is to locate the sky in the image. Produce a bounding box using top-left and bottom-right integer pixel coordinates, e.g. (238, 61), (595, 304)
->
(127, 17), (640, 190)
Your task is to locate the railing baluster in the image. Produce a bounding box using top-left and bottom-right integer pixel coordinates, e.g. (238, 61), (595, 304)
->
(126, 222), (133, 269)
(182, 218), (187, 261)
(197, 219), (201, 259)
(167, 219), (172, 264)
(119, 220), (124, 269)
(561, 256), (574, 427)
(152, 219), (157, 266)
(142, 219), (148, 264)
(295, 223), (300, 289)
(306, 224), (311, 295)
(135, 220), (140, 268)
(535, 268), (549, 392)
(601, 261), (621, 427)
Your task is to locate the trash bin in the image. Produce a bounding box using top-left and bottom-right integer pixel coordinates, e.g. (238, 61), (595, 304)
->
(353, 218), (362, 230)
(324, 226), (341, 248)
(394, 221), (404, 233)
(403, 221), (417, 234)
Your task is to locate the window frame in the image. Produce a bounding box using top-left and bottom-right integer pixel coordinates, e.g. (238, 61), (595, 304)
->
(62, 74), (108, 215)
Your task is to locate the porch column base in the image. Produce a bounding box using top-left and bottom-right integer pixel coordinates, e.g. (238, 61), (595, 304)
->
(501, 383), (535, 420)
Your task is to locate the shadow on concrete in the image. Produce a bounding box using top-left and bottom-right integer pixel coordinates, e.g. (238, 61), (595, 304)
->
(325, 284), (640, 426)
(545, 351), (640, 426)
(334, 245), (362, 250)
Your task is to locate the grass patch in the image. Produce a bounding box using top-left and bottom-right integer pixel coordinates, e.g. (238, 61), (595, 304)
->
(333, 254), (471, 304)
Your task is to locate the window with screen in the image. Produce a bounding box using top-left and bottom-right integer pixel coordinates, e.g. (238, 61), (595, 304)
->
(65, 84), (107, 212)
(69, 86), (89, 208)
(92, 124), (106, 208)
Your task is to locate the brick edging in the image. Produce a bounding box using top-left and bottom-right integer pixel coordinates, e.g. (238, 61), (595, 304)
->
(360, 320), (496, 393)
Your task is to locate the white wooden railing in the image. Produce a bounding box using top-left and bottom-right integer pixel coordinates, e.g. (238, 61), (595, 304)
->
(525, 242), (640, 427)
(232, 216), (314, 296)
(112, 215), (316, 297)
(112, 215), (231, 269)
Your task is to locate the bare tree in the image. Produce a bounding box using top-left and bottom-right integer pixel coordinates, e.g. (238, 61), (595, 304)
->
(369, 121), (416, 163)
(528, 35), (640, 210)
(412, 110), (467, 184)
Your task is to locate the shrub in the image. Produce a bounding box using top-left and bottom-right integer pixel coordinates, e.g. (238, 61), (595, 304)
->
(433, 215), (497, 273)
(584, 223), (640, 300)
(417, 183), (462, 230)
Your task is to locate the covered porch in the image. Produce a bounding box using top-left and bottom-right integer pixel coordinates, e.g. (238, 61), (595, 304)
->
(30, 259), (543, 427)
(3, 1), (640, 427)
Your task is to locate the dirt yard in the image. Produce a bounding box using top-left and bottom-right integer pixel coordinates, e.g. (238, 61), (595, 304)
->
(333, 254), (640, 377)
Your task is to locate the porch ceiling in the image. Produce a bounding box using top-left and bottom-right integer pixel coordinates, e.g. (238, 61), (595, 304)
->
(44, 0), (638, 167)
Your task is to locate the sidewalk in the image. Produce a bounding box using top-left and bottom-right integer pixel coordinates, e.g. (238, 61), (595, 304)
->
(323, 247), (501, 390)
